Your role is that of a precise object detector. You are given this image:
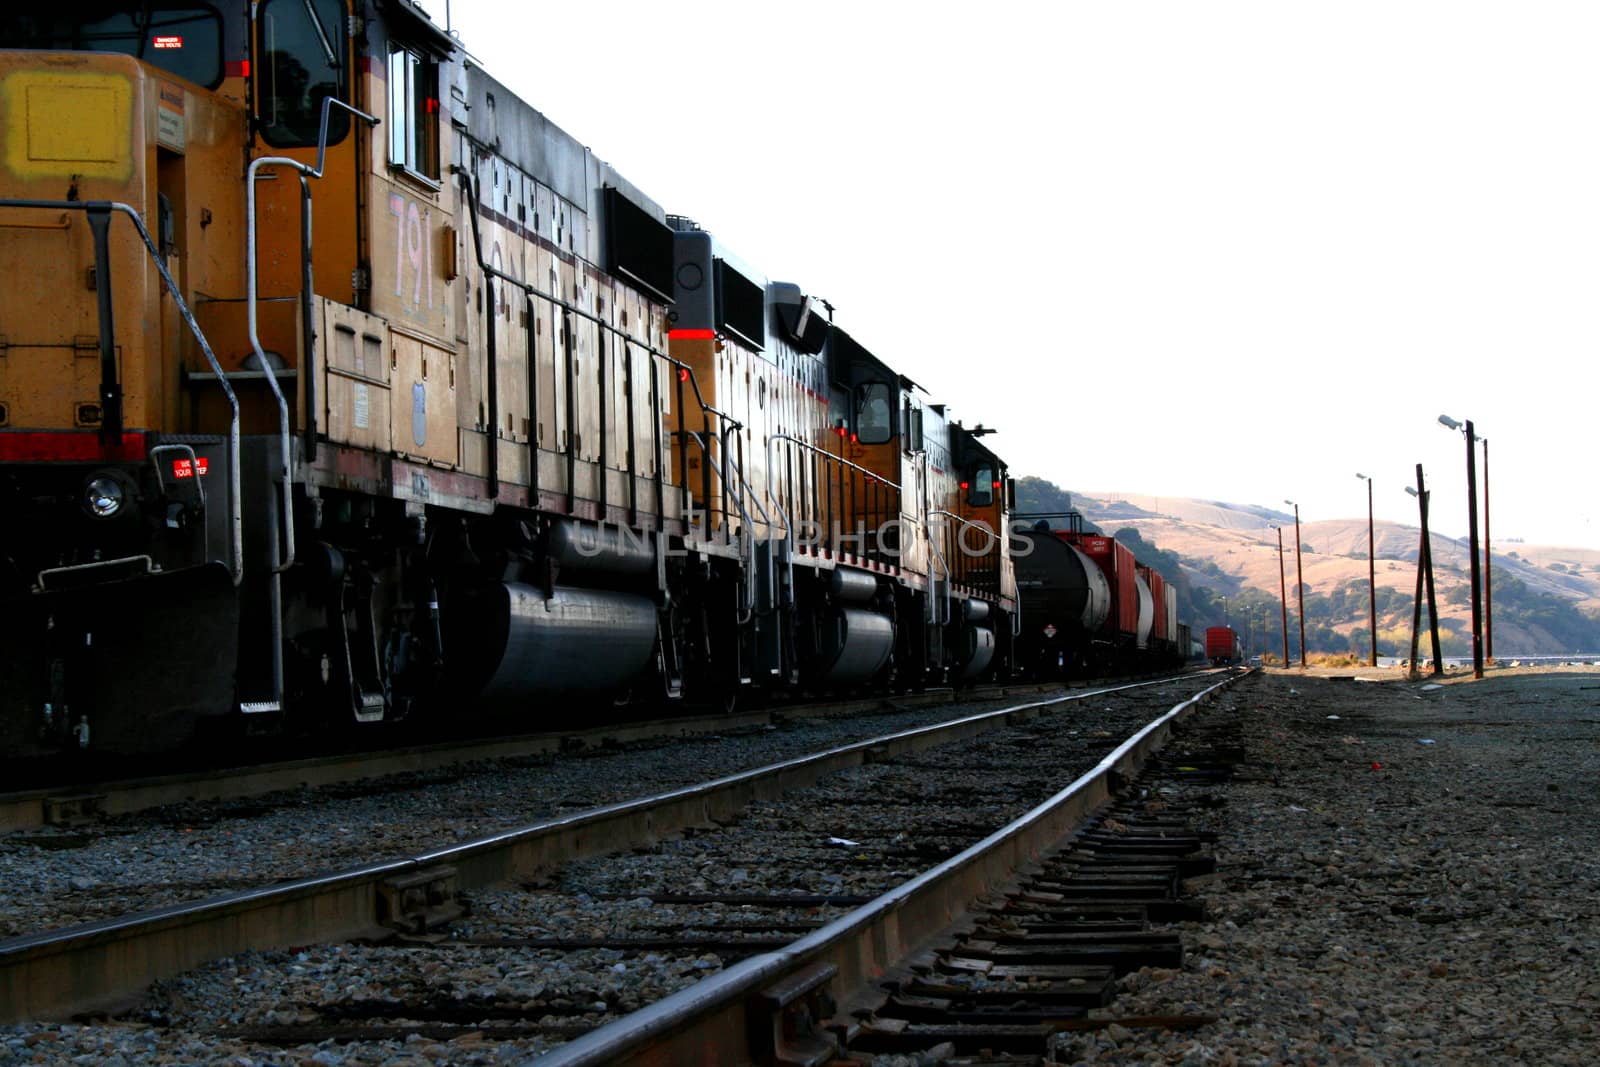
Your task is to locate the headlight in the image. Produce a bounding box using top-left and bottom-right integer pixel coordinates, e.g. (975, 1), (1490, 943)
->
(82, 472), (129, 519)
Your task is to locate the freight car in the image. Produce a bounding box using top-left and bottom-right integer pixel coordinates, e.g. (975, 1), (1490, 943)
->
(1204, 626), (1243, 666)
(1011, 514), (1187, 678)
(0, 0), (1017, 758)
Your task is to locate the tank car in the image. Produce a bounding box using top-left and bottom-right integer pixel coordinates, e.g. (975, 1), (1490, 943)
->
(0, 1), (1017, 759)
(1013, 514), (1184, 677)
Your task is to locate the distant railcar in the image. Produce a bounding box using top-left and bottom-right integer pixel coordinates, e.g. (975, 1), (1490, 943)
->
(1014, 517), (1187, 678)
(1204, 626), (1243, 666)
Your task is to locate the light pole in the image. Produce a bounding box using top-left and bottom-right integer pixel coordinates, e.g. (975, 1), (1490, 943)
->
(1356, 473), (1378, 666)
(1222, 595), (1229, 627)
(1284, 499), (1306, 668)
(1273, 525), (1290, 667)
(1481, 436), (1492, 663)
(1438, 416), (1484, 679)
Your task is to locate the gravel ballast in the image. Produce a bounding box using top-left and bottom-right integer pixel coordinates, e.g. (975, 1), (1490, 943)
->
(1057, 668), (1600, 1066)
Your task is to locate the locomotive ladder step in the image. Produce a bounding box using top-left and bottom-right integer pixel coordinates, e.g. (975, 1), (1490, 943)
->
(355, 691), (385, 723)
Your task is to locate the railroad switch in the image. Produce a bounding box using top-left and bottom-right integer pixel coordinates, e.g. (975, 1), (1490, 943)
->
(376, 866), (463, 935)
(748, 960), (840, 1067)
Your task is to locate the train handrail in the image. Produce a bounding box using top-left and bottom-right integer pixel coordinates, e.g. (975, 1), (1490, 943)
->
(245, 97), (380, 575)
(454, 159), (741, 528)
(0, 198), (244, 586)
(928, 509), (1001, 625)
(691, 436), (774, 624)
(764, 432), (904, 611)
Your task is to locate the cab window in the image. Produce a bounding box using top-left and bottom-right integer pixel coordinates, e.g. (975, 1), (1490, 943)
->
(0, 4), (224, 88)
(968, 463), (995, 507)
(258, 0), (349, 147)
(388, 45), (440, 181)
(855, 382), (892, 445)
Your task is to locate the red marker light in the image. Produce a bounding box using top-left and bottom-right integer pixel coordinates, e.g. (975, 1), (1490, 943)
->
(837, 426), (847, 437)
(850, 433), (858, 443)
(677, 367), (689, 382)
(992, 480), (1002, 488)
(960, 481), (970, 490)
(667, 328), (717, 340)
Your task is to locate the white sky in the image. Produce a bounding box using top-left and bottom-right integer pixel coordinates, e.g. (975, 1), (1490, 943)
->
(420, 1), (1600, 549)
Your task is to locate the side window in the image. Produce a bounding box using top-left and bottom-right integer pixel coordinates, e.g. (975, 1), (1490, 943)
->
(388, 45), (440, 181)
(259, 0), (349, 147)
(968, 463), (995, 507)
(855, 382), (892, 445)
(903, 399), (925, 453)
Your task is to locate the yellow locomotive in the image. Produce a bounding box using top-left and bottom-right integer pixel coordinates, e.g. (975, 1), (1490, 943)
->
(0, 1), (1017, 757)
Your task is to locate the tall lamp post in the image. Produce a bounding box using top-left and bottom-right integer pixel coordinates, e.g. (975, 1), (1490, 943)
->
(1272, 525), (1290, 667)
(1481, 436), (1492, 662)
(1438, 416), (1484, 679)
(1284, 499), (1307, 668)
(1356, 473), (1378, 666)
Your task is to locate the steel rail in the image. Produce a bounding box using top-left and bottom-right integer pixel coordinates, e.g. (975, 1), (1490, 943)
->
(0, 673), (1221, 1023)
(0, 676), (1130, 832)
(533, 670), (1248, 1066)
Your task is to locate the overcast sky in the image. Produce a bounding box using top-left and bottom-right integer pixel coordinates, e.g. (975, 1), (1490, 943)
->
(419, 1), (1600, 549)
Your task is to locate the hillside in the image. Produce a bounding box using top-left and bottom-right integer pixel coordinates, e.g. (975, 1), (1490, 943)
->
(1016, 480), (1600, 657)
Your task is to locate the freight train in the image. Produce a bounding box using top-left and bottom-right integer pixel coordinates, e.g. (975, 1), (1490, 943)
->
(0, 1), (1022, 758)
(1012, 515), (1190, 678)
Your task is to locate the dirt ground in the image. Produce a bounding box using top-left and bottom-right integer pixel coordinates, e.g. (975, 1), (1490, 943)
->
(1053, 666), (1600, 1066)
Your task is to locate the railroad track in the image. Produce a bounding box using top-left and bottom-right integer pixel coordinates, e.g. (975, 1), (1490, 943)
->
(0, 676), (1156, 833)
(0, 670), (1242, 1062)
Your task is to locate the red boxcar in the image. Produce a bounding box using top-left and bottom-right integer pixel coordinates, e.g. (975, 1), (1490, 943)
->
(1074, 535), (1138, 640)
(1204, 626), (1240, 665)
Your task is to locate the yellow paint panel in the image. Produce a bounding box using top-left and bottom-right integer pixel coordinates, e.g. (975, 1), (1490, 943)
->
(4, 72), (132, 180)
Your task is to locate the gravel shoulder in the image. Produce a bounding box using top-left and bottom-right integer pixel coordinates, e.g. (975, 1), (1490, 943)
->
(1059, 667), (1600, 1066)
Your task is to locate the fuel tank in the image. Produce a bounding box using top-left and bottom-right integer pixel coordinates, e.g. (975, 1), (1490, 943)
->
(813, 607), (894, 686)
(954, 623), (996, 680)
(449, 582), (657, 704)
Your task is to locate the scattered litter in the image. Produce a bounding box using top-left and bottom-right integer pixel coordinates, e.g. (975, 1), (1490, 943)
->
(1354, 676), (1381, 683)
(1417, 739), (1437, 745)
(1325, 714), (1341, 720)
(1420, 684), (1444, 692)
(1289, 689), (1299, 696)
(1287, 805), (1309, 813)
(1370, 762), (1384, 770)
(1340, 735), (1363, 745)
(827, 837), (859, 847)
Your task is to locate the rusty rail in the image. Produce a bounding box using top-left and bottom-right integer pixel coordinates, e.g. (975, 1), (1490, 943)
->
(532, 671), (1247, 1065)
(0, 674), (1222, 1022)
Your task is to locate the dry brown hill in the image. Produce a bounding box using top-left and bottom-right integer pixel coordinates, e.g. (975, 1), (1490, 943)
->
(1072, 492), (1600, 655)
